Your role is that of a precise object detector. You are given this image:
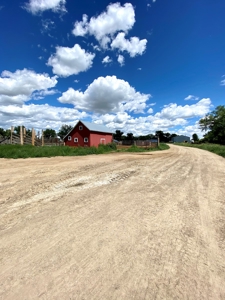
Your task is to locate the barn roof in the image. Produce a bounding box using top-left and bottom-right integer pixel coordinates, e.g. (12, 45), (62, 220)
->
(81, 121), (113, 134)
(64, 120), (113, 139)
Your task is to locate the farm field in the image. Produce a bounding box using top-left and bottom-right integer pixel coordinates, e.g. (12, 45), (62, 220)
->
(0, 144), (225, 299)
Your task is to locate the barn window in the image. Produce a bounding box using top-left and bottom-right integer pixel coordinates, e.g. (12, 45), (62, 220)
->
(74, 138), (78, 142)
(79, 125), (83, 130)
(84, 137), (88, 143)
(68, 136), (71, 141)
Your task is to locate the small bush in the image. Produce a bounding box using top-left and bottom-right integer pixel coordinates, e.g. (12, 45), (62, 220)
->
(98, 142), (117, 152)
(106, 142), (117, 150)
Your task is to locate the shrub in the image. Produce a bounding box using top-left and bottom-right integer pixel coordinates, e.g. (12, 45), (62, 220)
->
(98, 142), (117, 152)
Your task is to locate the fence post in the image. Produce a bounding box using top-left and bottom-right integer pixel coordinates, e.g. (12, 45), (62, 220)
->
(23, 127), (26, 144)
(20, 126), (23, 145)
(32, 128), (35, 146)
(42, 130), (44, 146)
(157, 137), (160, 146)
(10, 126), (14, 144)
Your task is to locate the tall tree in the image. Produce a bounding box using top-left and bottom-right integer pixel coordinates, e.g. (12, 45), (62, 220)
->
(26, 129), (32, 136)
(126, 132), (134, 140)
(113, 130), (124, 141)
(43, 129), (56, 139)
(139, 134), (155, 140)
(192, 133), (199, 142)
(155, 131), (165, 142)
(13, 126), (32, 136)
(170, 133), (177, 139)
(0, 128), (6, 137)
(58, 124), (73, 139)
(199, 105), (225, 144)
(164, 132), (171, 142)
(199, 115), (214, 132)
(14, 126), (25, 135)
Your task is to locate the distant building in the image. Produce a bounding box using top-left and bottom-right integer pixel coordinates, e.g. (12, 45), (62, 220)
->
(64, 120), (113, 147)
(171, 135), (191, 143)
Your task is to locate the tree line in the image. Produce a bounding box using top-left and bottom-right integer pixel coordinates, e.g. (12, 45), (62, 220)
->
(0, 125), (177, 142)
(113, 130), (178, 142)
(1, 105), (224, 144)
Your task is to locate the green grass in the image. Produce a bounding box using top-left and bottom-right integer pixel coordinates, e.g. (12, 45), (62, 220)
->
(176, 143), (225, 158)
(0, 143), (169, 159)
(0, 143), (116, 159)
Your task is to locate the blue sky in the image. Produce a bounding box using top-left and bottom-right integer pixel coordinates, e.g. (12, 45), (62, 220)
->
(0, 0), (225, 137)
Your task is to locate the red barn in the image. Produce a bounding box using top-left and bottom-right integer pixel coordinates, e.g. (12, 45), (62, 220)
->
(64, 120), (113, 147)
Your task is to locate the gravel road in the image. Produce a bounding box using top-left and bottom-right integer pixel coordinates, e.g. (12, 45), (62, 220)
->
(0, 144), (225, 299)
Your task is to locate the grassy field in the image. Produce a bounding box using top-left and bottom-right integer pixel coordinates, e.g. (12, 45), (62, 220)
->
(177, 143), (225, 158)
(0, 143), (169, 159)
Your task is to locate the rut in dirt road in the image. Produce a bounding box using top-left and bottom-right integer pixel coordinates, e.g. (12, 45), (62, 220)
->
(0, 144), (225, 299)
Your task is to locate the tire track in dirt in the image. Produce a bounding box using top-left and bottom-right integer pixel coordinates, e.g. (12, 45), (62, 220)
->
(0, 145), (225, 299)
(3, 168), (137, 216)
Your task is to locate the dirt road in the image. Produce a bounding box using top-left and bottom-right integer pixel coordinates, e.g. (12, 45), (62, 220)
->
(0, 145), (225, 299)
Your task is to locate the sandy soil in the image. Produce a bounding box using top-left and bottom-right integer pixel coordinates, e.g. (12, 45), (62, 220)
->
(0, 144), (225, 300)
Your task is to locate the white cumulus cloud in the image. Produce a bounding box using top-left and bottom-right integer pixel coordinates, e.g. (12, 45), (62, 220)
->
(175, 122), (204, 138)
(220, 76), (225, 86)
(32, 89), (59, 100)
(111, 32), (147, 57)
(147, 108), (153, 114)
(155, 98), (212, 120)
(184, 95), (199, 101)
(117, 55), (124, 66)
(102, 56), (112, 64)
(72, 14), (89, 36)
(0, 104), (87, 132)
(92, 113), (189, 136)
(72, 3), (135, 47)
(47, 44), (95, 77)
(91, 98), (211, 137)
(58, 75), (150, 114)
(24, 0), (66, 14)
(0, 69), (58, 106)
